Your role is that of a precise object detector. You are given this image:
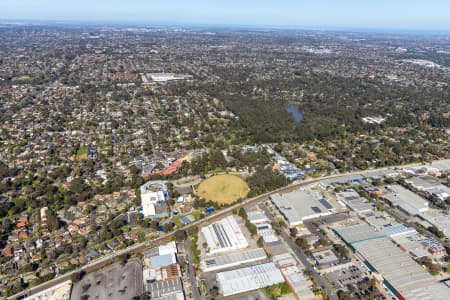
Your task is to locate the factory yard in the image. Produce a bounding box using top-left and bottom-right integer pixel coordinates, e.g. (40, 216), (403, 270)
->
(197, 174), (249, 204)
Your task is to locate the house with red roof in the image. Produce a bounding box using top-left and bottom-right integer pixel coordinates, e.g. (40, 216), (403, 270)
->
(1, 245), (13, 257)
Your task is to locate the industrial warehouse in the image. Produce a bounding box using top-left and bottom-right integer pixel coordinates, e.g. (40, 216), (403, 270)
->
(336, 189), (375, 215)
(270, 188), (336, 227)
(334, 224), (449, 300)
(216, 262), (285, 296)
(197, 210), (319, 299)
(201, 215), (249, 254)
(201, 248), (267, 272)
(382, 185), (429, 216)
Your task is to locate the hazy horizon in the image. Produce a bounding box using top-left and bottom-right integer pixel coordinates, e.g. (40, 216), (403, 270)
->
(1, 19), (450, 37)
(1, 0), (450, 33)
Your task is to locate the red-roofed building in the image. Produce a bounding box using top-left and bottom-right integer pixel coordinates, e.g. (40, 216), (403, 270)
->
(155, 263), (181, 281)
(18, 231), (29, 240)
(160, 159), (183, 175)
(16, 220), (28, 228)
(1, 245), (13, 257)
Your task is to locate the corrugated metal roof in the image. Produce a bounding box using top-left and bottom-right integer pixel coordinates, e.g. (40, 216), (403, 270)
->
(382, 224), (416, 237)
(334, 223), (385, 244)
(202, 248), (266, 272)
(217, 262), (284, 296)
(150, 253), (176, 268)
(354, 238), (442, 300)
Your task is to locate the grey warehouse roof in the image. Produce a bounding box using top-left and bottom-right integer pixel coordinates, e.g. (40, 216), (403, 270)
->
(147, 278), (183, 298)
(383, 185), (429, 216)
(202, 248), (267, 272)
(334, 223), (385, 244)
(354, 238), (446, 300)
(270, 189), (334, 225)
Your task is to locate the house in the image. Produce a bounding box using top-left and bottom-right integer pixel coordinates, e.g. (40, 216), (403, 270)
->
(129, 233), (139, 241)
(78, 225), (92, 236)
(86, 249), (99, 261)
(67, 224), (79, 234)
(18, 231), (29, 240)
(88, 144), (97, 159)
(8, 232), (19, 242)
(16, 220), (28, 228)
(1, 245), (13, 257)
(40, 207), (48, 223)
(107, 239), (120, 250)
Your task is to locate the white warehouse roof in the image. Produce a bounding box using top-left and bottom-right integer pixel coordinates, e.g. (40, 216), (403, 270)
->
(382, 224), (416, 237)
(246, 210), (269, 224)
(383, 185), (429, 216)
(158, 241), (177, 256)
(217, 262), (285, 296)
(201, 215), (248, 255)
(202, 248), (267, 272)
(281, 266), (317, 300)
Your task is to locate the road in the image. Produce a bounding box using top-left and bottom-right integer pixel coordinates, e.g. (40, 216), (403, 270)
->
(259, 204), (338, 300)
(184, 238), (202, 300)
(281, 230), (338, 300)
(9, 159), (450, 299)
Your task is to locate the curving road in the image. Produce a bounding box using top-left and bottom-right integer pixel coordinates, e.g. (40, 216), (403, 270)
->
(9, 159), (449, 299)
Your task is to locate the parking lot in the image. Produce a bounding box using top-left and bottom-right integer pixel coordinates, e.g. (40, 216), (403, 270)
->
(325, 264), (365, 290)
(71, 259), (143, 300)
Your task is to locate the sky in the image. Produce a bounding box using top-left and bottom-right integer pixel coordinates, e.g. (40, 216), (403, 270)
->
(1, 0), (450, 32)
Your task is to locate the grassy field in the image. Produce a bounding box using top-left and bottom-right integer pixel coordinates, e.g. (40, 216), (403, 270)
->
(76, 146), (88, 160)
(15, 75), (33, 82)
(197, 174), (249, 204)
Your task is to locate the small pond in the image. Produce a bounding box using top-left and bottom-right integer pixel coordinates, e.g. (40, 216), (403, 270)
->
(286, 104), (303, 123)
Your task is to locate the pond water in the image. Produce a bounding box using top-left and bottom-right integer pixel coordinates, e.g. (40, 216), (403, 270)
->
(286, 104), (303, 123)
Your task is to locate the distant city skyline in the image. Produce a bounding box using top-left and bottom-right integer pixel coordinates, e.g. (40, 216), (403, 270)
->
(1, 0), (450, 33)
